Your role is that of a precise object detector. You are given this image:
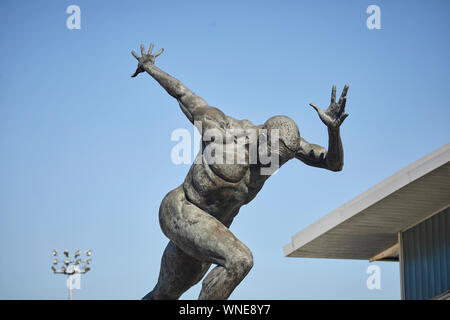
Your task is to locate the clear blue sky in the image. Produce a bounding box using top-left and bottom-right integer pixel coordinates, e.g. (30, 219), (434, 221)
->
(0, 0), (449, 299)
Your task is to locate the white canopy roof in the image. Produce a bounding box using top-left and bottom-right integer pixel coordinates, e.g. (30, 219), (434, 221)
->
(284, 143), (450, 260)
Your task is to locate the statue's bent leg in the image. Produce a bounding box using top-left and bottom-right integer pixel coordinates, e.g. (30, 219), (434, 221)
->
(159, 186), (254, 300)
(142, 241), (210, 300)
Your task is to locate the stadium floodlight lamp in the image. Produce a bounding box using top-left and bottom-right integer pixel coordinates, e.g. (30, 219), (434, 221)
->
(51, 249), (93, 300)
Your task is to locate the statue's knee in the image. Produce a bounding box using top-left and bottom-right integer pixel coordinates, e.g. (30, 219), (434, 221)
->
(228, 248), (253, 277)
(239, 254), (254, 275)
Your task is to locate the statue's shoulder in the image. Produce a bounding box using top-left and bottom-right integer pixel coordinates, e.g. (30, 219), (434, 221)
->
(226, 116), (255, 130)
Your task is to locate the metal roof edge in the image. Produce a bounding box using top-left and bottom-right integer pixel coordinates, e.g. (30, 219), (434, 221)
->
(284, 142), (450, 257)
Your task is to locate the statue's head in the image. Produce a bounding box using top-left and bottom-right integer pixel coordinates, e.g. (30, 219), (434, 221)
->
(261, 116), (300, 164)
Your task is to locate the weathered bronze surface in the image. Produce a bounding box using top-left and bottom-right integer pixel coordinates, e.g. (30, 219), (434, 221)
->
(131, 43), (349, 300)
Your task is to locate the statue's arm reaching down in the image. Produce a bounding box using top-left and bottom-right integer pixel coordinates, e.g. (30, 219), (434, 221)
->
(131, 44), (211, 124)
(295, 85), (349, 172)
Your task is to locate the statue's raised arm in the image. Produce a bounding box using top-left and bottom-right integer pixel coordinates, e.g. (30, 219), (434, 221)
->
(131, 43), (210, 124)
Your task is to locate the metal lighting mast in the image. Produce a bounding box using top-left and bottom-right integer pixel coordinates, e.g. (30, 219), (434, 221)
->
(51, 249), (92, 300)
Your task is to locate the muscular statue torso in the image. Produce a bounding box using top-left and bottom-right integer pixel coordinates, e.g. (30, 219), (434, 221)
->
(183, 117), (268, 227)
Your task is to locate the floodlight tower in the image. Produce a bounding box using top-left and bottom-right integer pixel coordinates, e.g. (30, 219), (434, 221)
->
(51, 249), (92, 300)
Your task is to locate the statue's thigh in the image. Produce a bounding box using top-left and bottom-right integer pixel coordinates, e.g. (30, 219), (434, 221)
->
(184, 205), (250, 267)
(160, 190), (250, 268)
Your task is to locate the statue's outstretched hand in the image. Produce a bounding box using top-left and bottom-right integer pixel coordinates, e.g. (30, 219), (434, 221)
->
(309, 85), (349, 129)
(131, 43), (164, 77)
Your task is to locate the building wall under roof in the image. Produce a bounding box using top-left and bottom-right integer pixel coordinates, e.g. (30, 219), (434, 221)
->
(401, 207), (450, 300)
